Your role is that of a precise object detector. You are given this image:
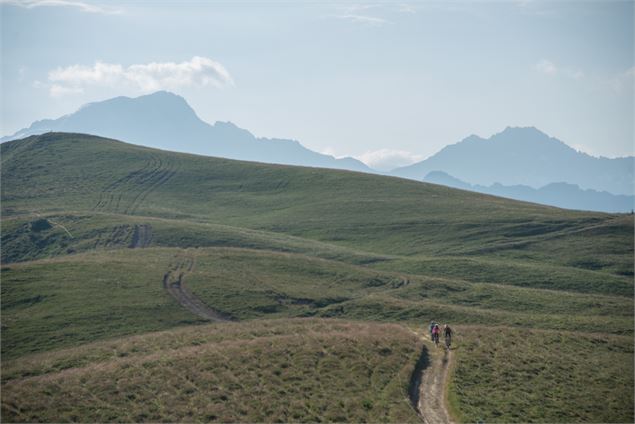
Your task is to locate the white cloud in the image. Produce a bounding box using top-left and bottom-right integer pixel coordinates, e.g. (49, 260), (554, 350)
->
(568, 69), (584, 80)
(18, 66), (27, 82)
(534, 59), (558, 76)
(398, 3), (416, 14)
(46, 56), (233, 96)
(608, 66), (635, 94)
(335, 14), (388, 26)
(1, 0), (122, 14)
(50, 84), (84, 97)
(357, 149), (423, 171)
(341, 4), (378, 13)
(320, 147), (340, 157)
(534, 59), (584, 80)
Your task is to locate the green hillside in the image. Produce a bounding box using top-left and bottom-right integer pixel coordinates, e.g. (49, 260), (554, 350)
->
(1, 133), (633, 423)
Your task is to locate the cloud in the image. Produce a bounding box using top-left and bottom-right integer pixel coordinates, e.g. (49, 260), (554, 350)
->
(50, 84), (84, 97)
(357, 149), (423, 171)
(398, 3), (417, 14)
(335, 14), (388, 26)
(320, 147), (340, 157)
(534, 59), (584, 80)
(608, 66), (635, 94)
(1, 0), (122, 14)
(46, 56), (233, 96)
(534, 59), (558, 76)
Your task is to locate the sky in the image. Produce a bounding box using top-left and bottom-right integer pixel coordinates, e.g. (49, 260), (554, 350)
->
(1, 0), (633, 170)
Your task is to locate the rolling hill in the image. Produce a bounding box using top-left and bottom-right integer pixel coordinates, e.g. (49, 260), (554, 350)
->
(1, 132), (633, 422)
(5, 93), (633, 214)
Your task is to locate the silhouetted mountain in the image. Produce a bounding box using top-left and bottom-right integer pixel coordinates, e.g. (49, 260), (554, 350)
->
(392, 127), (634, 195)
(424, 171), (634, 213)
(1, 91), (373, 173)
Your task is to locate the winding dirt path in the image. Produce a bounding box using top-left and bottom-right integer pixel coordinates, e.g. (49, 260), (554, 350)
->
(409, 335), (454, 424)
(163, 255), (232, 322)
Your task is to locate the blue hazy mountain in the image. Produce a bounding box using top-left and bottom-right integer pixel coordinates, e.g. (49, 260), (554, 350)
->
(424, 170), (634, 213)
(391, 127), (634, 196)
(1, 91), (373, 173)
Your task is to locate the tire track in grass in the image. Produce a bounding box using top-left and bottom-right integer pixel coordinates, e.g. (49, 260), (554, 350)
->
(93, 154), (175, 214)
(163, 254), (233, 322)
(93, 155), (158, 211)
(125, 157), (177, 214)
(120, 155), (167, 214)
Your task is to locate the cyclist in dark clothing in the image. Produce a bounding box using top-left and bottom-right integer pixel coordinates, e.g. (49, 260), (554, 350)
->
(443, 324), (453, 350)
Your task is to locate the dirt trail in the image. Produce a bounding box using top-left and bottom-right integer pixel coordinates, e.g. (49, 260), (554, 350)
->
(409, 335), (454, 424)
(163, 255), (232, 322)
(129, 224), (153, 248)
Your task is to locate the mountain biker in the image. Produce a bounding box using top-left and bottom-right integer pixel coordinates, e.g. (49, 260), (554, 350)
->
(432, 323), (440, 346)
(443, 324), (453, 349)
(429, 320), (437, 341)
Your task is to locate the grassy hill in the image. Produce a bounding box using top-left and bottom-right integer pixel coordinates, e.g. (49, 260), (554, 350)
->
(1, 132), (633, 422)
(2, 319), (422, 422)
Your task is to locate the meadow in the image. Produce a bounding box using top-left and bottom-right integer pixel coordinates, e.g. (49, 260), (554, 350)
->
(1, 133), (633, 422)
(2, 319), (421, 422)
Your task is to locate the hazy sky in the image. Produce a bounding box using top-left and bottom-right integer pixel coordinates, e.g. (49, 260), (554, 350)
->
(1, 0), (633, 169)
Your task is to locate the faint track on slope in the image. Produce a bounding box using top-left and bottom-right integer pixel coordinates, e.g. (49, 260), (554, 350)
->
(93, 154), (176, 214)
(93, 156), (158, 211)
(163, 254), (233, 322)
(125, 157), (178, 214)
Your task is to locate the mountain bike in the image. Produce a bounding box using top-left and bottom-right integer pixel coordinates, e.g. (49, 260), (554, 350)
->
(445, 334), (452, 350)
(432, 332), (439, 347)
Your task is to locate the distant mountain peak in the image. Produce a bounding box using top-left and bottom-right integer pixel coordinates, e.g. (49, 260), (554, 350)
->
(75, 90), (194, 116)
(500, 126), (544, 135)
(494, 126), (555, 142)
(136, 90), (192, 108)
(145, 90), (182, 98)
(391, 126), (633, 196)
(1, 91), (374, 174)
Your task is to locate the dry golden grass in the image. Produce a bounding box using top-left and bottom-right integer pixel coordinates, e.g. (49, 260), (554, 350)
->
(2, 318), (422, 422)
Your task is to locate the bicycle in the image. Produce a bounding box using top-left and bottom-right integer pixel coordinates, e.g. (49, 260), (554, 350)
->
(432, 332), (439, 347)
(445, 334), (452, 350)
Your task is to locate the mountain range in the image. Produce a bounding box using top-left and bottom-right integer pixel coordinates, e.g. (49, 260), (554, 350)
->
(1, 91), (372, 173)
(391, 127), (634, 196)
(2, 91), (633, 211)
(424, 171), (634, 213)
